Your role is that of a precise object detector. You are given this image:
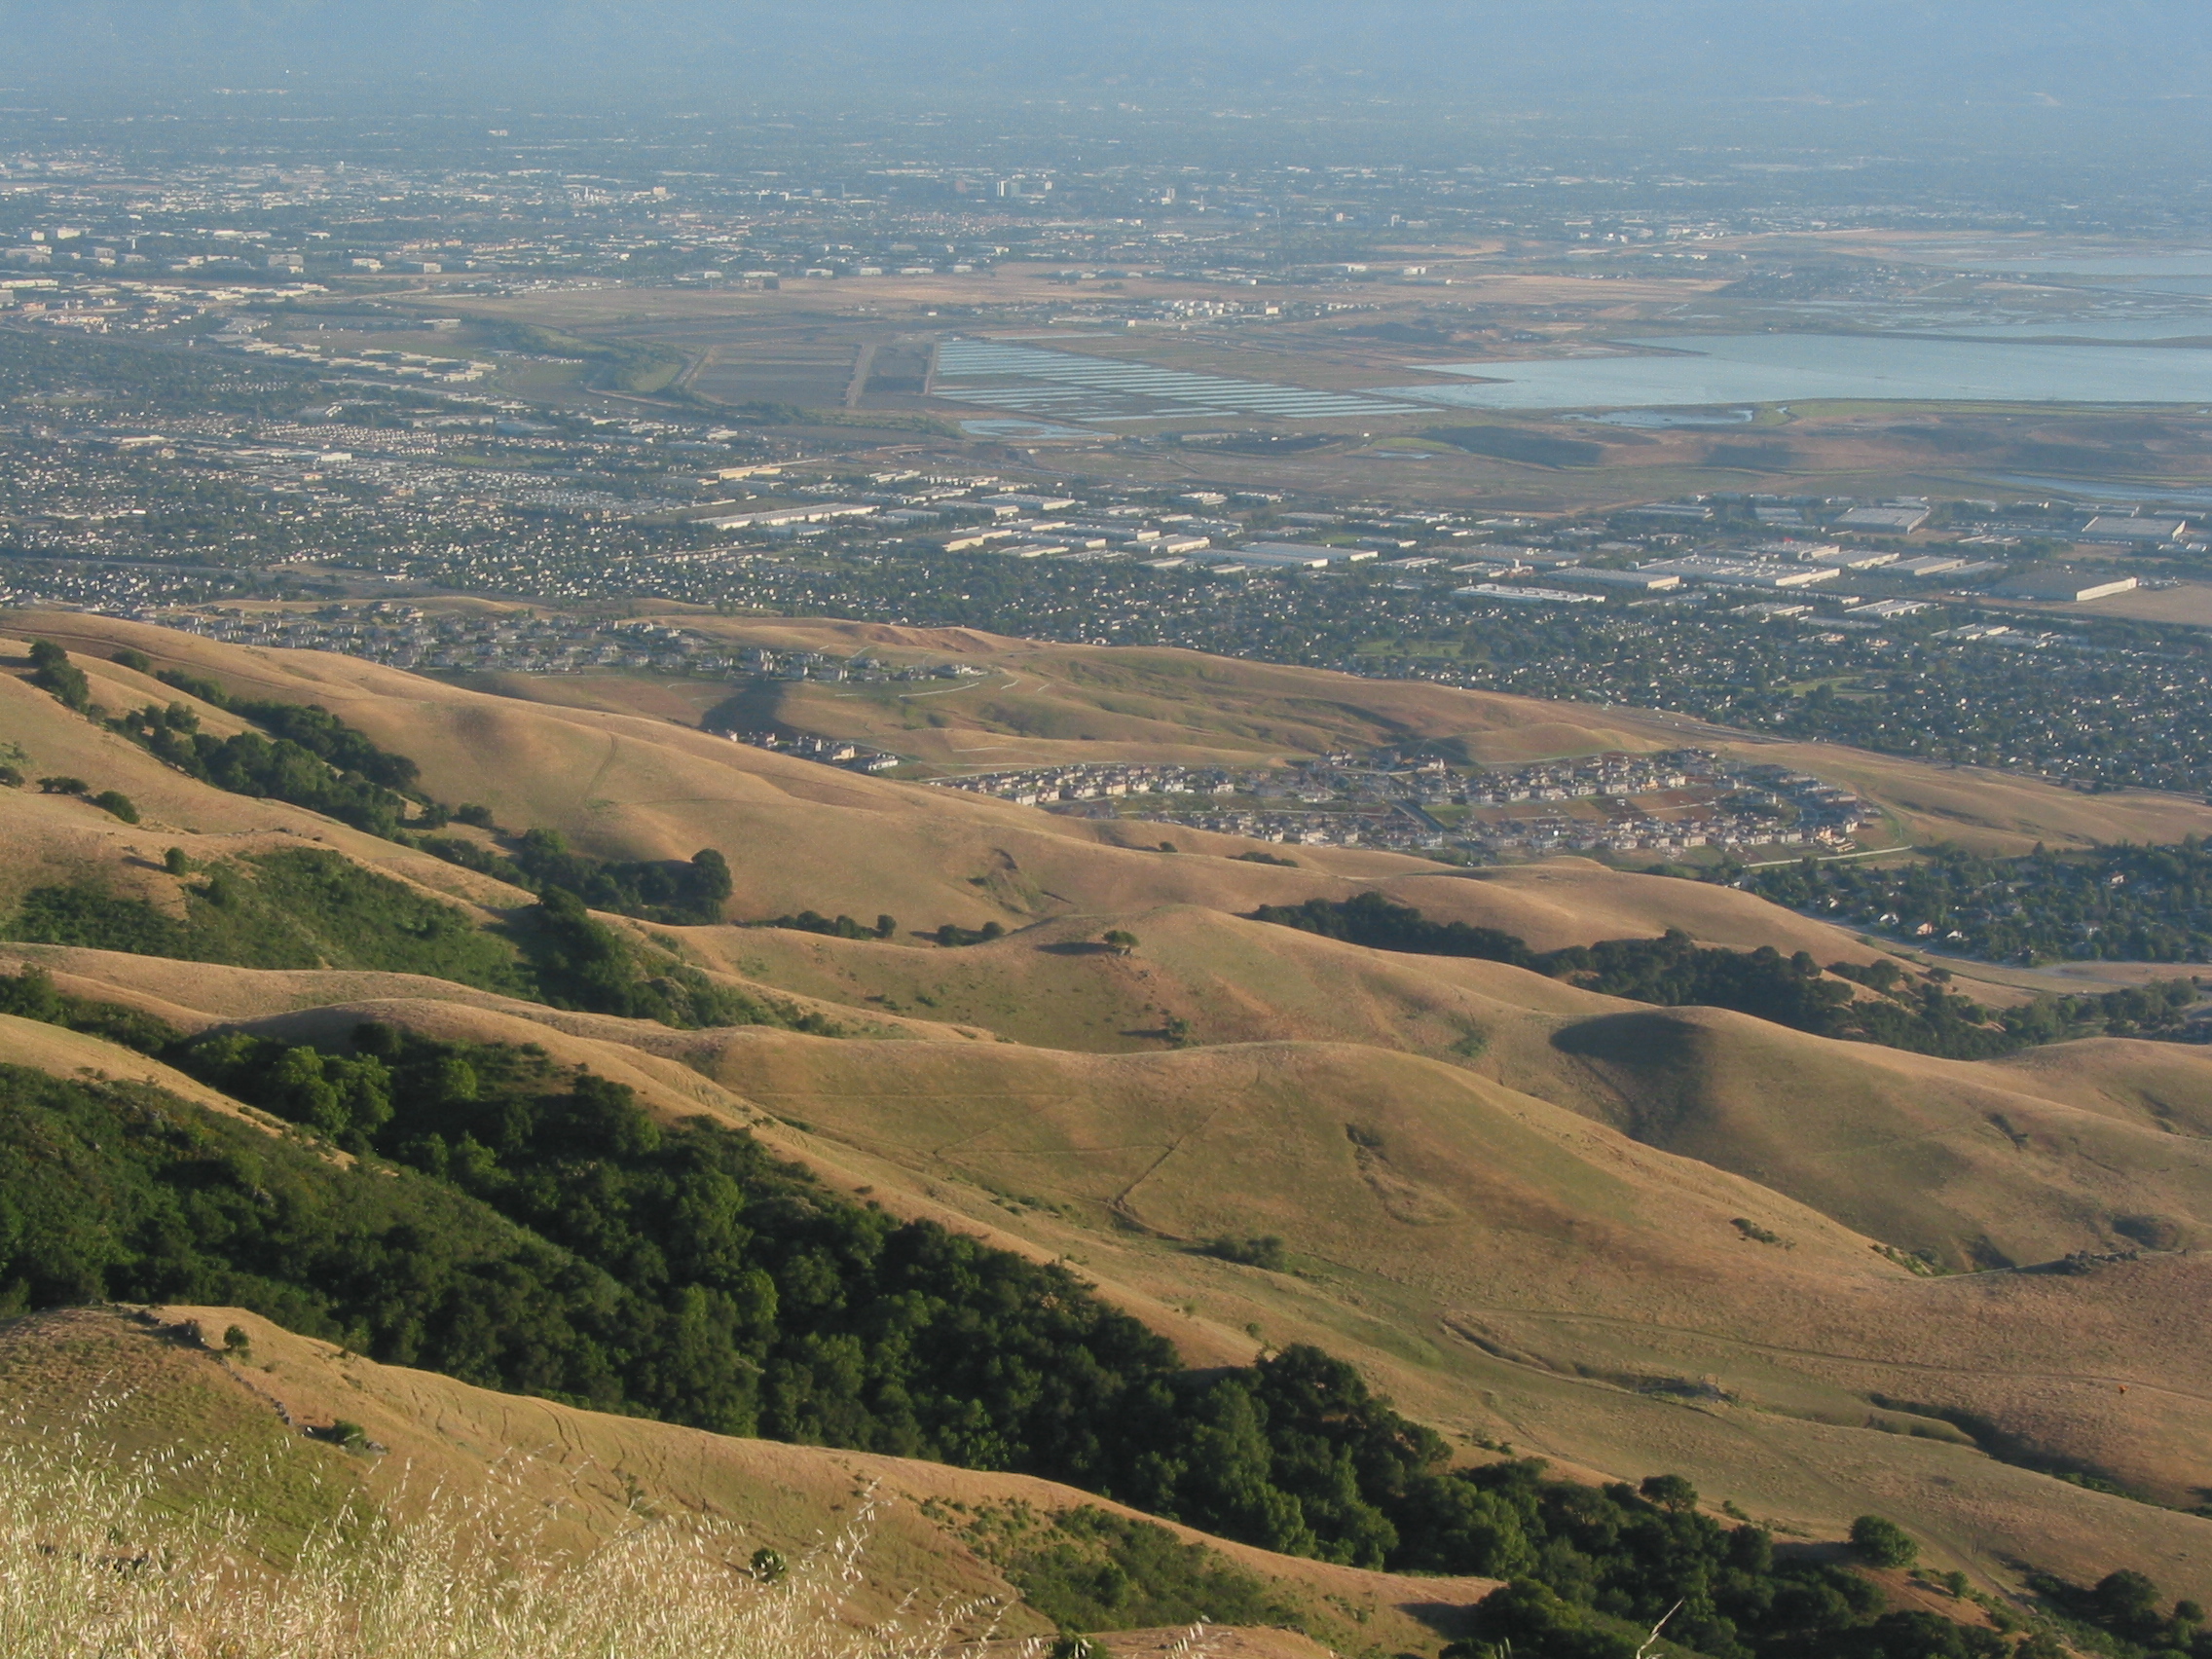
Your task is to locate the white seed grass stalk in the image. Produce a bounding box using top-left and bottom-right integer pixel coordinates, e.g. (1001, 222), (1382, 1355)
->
(0, 1432), (1003, 1659)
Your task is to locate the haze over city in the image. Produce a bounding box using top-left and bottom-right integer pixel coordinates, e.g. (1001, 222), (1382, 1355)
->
(2, 7), (2211, 1659)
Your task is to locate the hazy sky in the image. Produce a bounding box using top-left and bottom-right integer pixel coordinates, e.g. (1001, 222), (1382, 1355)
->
(2, 2), (2205, 148)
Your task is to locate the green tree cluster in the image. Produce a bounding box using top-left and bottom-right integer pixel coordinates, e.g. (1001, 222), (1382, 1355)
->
(2024, 1567), (2212, 1659)
(1438, 1472), (2015, 1659)
(759, 909), (899, 940)
(1252, 893), (2194, 1059)
(1749, 840), (2212, 968)
(25, 640), (92, 714)
(1254, 892), (1536, 966)
(419, 830), (738, 927)
(1850, 1515), (1918, 1568)
(502, 829), (733, 924)
(2, 849), (533, 992)
(98, 674), (424, 839)
(1201, 1235), (1288, 1271)
(0, 1036), (1230, 1472)
(0, 964), (176, 1052)
(520, 887), (802, 1028)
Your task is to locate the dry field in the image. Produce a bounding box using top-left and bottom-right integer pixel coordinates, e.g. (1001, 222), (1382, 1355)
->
(6, 980), (2211, 1606)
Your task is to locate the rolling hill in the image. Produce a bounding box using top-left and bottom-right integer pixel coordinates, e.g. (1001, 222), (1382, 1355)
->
(5, 608), (2212, 1635)
(22, 608), (2212, 862)
(5, 963), (2208, 1609)
(578, 613), (2212, 854)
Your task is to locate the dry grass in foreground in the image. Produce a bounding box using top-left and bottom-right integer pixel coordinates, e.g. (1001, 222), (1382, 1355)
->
(0, 1428), (1161, 1659)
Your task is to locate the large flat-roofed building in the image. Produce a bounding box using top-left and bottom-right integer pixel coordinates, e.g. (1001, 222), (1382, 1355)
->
(1639, 556), (1837, 590)
(979, 492), (1080, 512)
(1552, 566), (1682, 592)
(1995, 569), (2141, 603)
(1454, 583), (1603, 605)
(1764, 541), (1899, 571)
(704, 501), (877, 530)
(1836, 504), (1932, 534)
(2080, 515), (2187, 544)
(1238, 553), (1371, 571)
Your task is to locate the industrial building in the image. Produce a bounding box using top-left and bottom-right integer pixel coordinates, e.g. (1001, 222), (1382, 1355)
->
(704, 501), (878, 531)
(1553, 566), (1683, 592)
(1836, 504), (1932, 534)
(1639, 556), (1837, 590)
(2080, 515), (2188, 545)
(1239, 541), (1380, 565)
(1996, 570), (2141, 604)
(1455, 583), (1604, 605)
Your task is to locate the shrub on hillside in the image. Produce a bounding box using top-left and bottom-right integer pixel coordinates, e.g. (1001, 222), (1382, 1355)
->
(26, 640), (91, 714)
(1850, 1514), (1918, 1569)
(1201, 1235), (1288, 1271)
